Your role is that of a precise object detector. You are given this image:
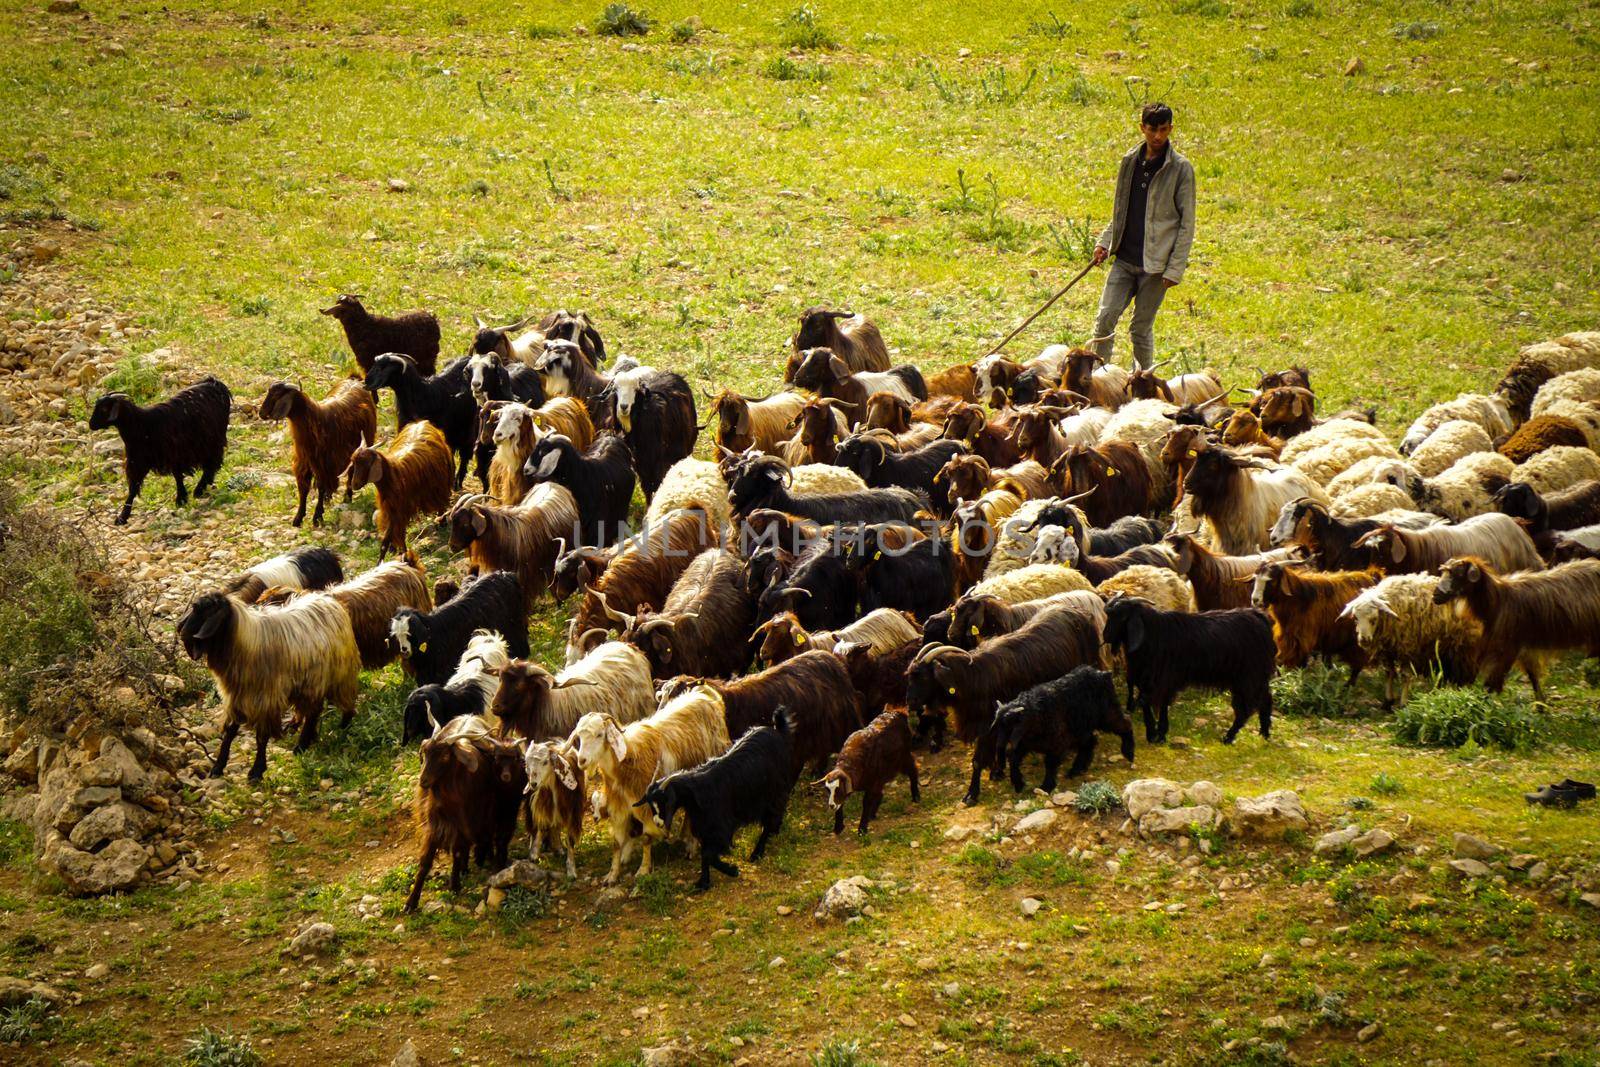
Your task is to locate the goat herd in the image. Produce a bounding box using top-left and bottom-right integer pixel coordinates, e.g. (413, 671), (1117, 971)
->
(83, 296), (1600, 910)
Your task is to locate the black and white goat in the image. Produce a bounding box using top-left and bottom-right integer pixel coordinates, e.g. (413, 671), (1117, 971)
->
(390, 572), (529, 686)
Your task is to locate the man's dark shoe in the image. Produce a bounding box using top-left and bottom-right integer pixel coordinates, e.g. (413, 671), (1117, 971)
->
(1553, 779), (1596, 800)
(1525, 783), (1582, 808)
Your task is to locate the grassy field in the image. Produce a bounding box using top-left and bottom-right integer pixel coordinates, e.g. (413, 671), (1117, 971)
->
(3, 0), (1600, 1063)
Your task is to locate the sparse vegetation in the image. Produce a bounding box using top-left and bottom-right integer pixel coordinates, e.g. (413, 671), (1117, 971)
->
(183, 1027), (264, 1067)
(595, 2), (652, 37)
(2, 1), (1599, 1063)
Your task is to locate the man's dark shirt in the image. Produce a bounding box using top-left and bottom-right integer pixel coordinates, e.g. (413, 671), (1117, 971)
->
(1117, 144), (1169, 269)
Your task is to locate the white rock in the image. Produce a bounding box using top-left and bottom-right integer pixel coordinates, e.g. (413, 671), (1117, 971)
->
(1185, 781), (1224, 808)
(1453, 833), (1500, 861)
(288, 921), (337, 955)
(1449, 858), (1491, 878)
(1014, 809), (1058, 834)
(1231, 790), (1308, 839)
(1314, 826), (1361, 854)
(1122, 778), (1184, 820)
(1352, 829), (1396, 857)
(814, 879), (867, 921)
(1019, 897), (1042, 917)
(1139, 804), (1219, 836)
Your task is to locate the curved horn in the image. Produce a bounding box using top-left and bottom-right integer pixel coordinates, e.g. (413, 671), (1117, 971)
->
(553, 536), (568, 560)
(551, 677), (599, 690)
(1060, 486), (1098, 504)
(911, 641), (962, 665)
(575, 627), (609, 648)
(587, 586), (636, 628)
(427, 708), (443, 737)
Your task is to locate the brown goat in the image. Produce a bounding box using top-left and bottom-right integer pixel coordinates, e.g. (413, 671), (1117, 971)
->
(346, 421), (454, 558)
(819, 709), (920, 836)
(448, 483), (581, 607)
(1221, 409), (1284, 458)
(1433, 556), (1600, 699)
(404, 719), (527, 913)
(1009, 407), (1077, 467)
(1257, 387), (1317, 438)
(662, 650), (861, 775)
(260, 554), (432, 669)
(1250, 562), (1377, 686)
(924, 363), (977, 402)
(615, 548), (755, 680)
(1060, 347), (1128, 410)
(787, 307), (891, 379)
(1054, 441), (1153, 526)
(710, 389), (806, 456)
(941, 402), (1024, 467)
(780, 397), (852, 466)
(260, 378), (376, 527)
(1497, 414), (1589, 463)
(1166, 533), (1299, 611)
(912, 394), (967, 426)
(565, 506), (718, 663)
(1159, 424), (1212, 506)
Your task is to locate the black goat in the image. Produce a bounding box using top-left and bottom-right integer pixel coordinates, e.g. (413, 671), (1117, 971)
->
(842, 529), (954, 621)
(523, 432), (636, 547)
(466, 350), (545, 407)
(1101, 595), (1276, 745)
(400, 632), (509, 745)
(1074, 543), (1177, 584)
(757, 543), (859, 631)
(390, 573), (529, 686)
(222, 546), (344, 603)
(728, 455), (924, 525)
(835, 434), (967, 515)
(89, 377), (231, 525)
(364, 353), (478, 486)
(608, 367), (698, 502)
(321, 294), (440, 374)
(1495, 480), (1600, 536)
(980, 666), (1134, 800)
(639, 713), (795, 890)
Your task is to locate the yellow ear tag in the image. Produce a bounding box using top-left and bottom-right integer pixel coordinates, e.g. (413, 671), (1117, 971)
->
(873, 550), (881, 560)
(969, 625), (980, 637)
(947, 686), (958, 696)
(1186, 449), (1197, 459)
(418, 642), (428, 653)
(1107, 467), (1119, 477)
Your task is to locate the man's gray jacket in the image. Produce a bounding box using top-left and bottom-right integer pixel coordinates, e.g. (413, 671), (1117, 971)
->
(1096, 143), (1196, 283)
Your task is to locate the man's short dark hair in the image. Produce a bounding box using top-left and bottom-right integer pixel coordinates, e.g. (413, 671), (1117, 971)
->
(1141, 102), (1173, 127)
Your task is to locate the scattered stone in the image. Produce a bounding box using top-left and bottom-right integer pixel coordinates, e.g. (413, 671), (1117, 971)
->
(1261, 1015), (1289, 1031)
(1020, 897), (1042, 917)
(1527, 861), (1550, 883)
(391, 1038), (421, 1067)
(897, 1013), (918, 1028)
(1579, 893), (1600, 910)
(47, 0), (83, 12)
(1014, 809), (1057, 834)
(641, 1041), (694, 1067)
(387, 178), (410, 193)
(1315, 826), (1361, 854)
(1139, 804), (1219, 836)
(942, 981), (960, 998)
(1344, 56), (1364, 76)
(1358, 1022), (1382, 1043)
(287, 921), (337, 956)
(84, 963), (110, 981)
(1352, 829), (1396, 857)
(487, 860), (553, 891)
(0, 977), (63, 1008)
(1185, 781), (1224, 808)
(1453, 833), (1500, 861)
(814, 879), (867, 921)
(1049, 791), (1077, 807)
(943, 824), (974, 842)
(1449, 858), (1492, 879)
(776, 905), (793, 916)
(1122, 778), (1183, 820)
(1232, 790), (1308, 839)
(485, 887), (506, 911)
(45, 836), (148, 895)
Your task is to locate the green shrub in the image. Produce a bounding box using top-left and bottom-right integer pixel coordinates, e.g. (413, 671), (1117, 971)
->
(525, 23), (564, 39)
(1270, 662), (1351, 718)
(1074, 780), (1121, 814)
(669, 19), (698, 43)
(99, 353), (165, 402)
(1369, 771), (1402, 796)
(1392, 21), (1442, 41)
(1392, 688), (1543, 751)
(765, 56), (831, 82)
(0, 996), (56, 1043)
(595, 3), (652, 37)
(1285, 0), (1317, 15)
(814, 1038), (877, 1067)
(184, 1027), (263, 1066)
(779, 7), (837, 50)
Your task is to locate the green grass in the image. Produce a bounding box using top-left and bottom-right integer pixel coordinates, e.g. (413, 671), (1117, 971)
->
(3, 0), (1600, 1063)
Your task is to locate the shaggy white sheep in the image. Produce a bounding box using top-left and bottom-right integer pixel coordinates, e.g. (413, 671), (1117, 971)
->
(1531, 368), (1600, 420)
(1339, 574), (1484, 707)
(1098, 398), (1179, 489)
(970, 561), (1096, 600)
(1399, 394), (1514, 455)
(789, 464), (868, 496)
(646, 457), (732, 535)
(1288, 434), (1400, 487)
(1330, 482), (1421, 520)
(1409, 420), (1495, 478)
(1095, 564), (1195, 612)
(1515, 445), (1600, 495)
(1277, 418), (1388, 467)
